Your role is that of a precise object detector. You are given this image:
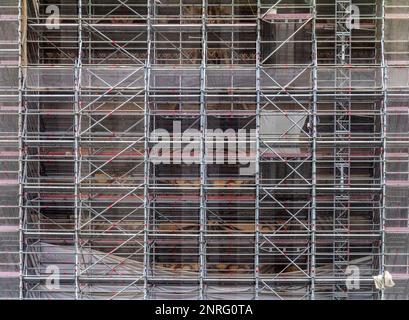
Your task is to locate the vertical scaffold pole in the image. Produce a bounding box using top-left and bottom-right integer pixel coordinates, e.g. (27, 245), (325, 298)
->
(74, 0), (83, 300)
(143, 0), (152, 300)
(380, 0), (387, 301)
(255, 0), (261, 300)
(199, 0), (207, 300)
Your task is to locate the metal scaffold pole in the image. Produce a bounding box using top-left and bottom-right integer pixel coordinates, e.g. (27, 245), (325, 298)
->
(333, 0), (352, 299)
(380, 0), (387, 300)
(310, 0), (318, 300)
(17, 0), (24, 300)
(74, 0), (83, 300)
(199, 0), (207, 300)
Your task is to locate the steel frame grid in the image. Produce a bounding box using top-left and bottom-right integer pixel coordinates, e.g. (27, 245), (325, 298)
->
(0, 0), (405, 300)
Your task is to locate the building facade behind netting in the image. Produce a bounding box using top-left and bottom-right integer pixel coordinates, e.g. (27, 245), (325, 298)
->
(0, 0), (408, 299)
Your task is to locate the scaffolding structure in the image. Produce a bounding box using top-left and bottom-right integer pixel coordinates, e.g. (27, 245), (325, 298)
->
(0, 0), (408, 299)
